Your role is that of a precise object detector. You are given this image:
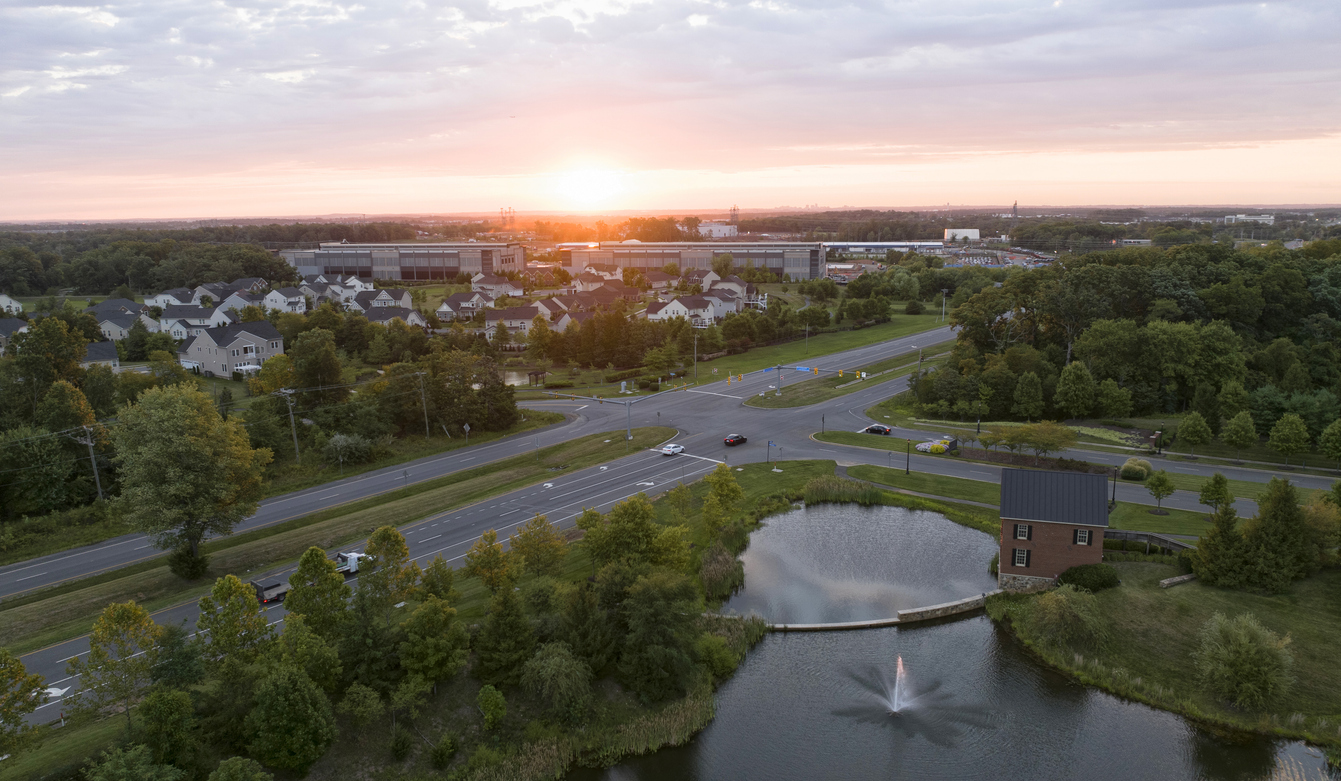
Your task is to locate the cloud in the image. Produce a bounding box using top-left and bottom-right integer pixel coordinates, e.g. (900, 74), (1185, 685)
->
(0, 0), (1337, 216)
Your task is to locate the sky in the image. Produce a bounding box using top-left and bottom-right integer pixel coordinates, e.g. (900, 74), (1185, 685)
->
(1, 0), (1339, 220)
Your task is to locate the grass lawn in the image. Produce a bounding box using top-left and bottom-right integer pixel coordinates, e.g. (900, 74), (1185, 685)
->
(990, 562), (1341, 746)
(1106, 502), (1211, 536)
(0, 427), (676, 655)
(744, 341), (953, 409)
(702, 313), (945, 379)
(846, 464), (1000, 505)
(0, 714), (124, 781)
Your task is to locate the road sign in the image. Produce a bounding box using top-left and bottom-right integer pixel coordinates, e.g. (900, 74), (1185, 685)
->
(463, 423), (471, 433)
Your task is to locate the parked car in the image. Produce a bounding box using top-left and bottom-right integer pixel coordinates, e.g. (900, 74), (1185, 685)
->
(724, 434), (747, 446)
(863, 424), (892, 435)
(661, 444), (685, 456)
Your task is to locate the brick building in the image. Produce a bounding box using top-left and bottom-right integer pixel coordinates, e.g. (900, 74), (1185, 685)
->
(997, 468), (1109, 592)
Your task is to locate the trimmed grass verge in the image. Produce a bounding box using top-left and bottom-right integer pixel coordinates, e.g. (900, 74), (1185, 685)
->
(743, 341), (953, 409)
(847, 464), (1000, 505)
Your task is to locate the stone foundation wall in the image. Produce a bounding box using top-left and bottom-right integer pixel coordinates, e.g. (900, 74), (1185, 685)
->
(998, 571), (1054, 593)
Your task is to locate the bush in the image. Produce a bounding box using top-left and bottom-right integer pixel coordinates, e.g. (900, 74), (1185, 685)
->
(544, 381), (573, 389)
(1026, 584), (1107, 650)
(648, 382), (660, 392)
(1057, 563), (1120, 592)
(520, 643), (592, 722)
(988, 551), (999, 576)
(1119, 457), (1153, 481)
(390, 725), (413, 760)
(904, 300), (925, 315)
(477, 685), (506, 730)
(430, 733), (457, 769)
(167, 546), (211, 580)
(693, 633), (740, 680)
(603, 368), (643, 383)
(637, 379), (651, 389)
(700, 542), (744, 600)
(1193, 612), (1294, 710)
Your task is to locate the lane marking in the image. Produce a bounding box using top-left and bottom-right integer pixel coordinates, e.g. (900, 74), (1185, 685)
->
(686, 390), (742, 399)
(16, 572), (48, 581)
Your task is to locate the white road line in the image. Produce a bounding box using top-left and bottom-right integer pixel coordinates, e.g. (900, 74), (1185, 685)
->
(134, 544), (151, 550)
(16, 572), (48, 581)
(421, 535), (441, 542)
(686, 390), (743, 399)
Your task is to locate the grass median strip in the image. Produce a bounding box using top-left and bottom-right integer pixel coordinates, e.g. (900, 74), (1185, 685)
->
(743, 342), (953, 409)
(2, 427), (676, 656)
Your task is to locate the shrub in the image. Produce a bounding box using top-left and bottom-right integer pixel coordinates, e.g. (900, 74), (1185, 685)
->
(988, 551), (999, 576)
(648, 382), (660, 392)
(637, 379), (651, 389)
(700, 542), (744, 600)
(1193, 612), (1294, 710)
(904, 300), (925, 315)
(718, 520), (752, 556)
(167, 545), (210, 580)
(520, 643), (592, 722)
(1057, 563), (1120, 592)
(693, 633), (740, 680)
(1026, 584), (1107, 650)
(603, 368), (643, 383)
(390, 726), (413, 761)
(1119, 457), (1153, 481)
(477, 685), (507, 730)
(430, 734), (457, 769)
(544, 381), (573, 389)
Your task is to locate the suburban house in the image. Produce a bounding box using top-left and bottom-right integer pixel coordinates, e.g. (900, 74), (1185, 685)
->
(997, 468), (1109, 592)
(646, 296), (715, 325)
(554, 310), (594, 331)
(435, 291), (493, 321)
(350, 289), (413, 313)
(641, 270), (676, 291)
(85, 298), (148, 317)
(572, 272), (608, 293)
(302, 274), (331, 285)
(81, 341), (121, 371)
(0, 317), (28, 351)
(485, 305), (545, 342)
(702, 291), (742, 320)
(299, 281), (342, 304)
(683, 270), (720, 289)
(192, 282), (236, 306)
(160, 305), (236, 339)
(709, 275), (754, 297)
(593, 280), (640, 302)
(230, 277), (268, 294)
(145, 288), (196, 309)
(339, 276), (376, 297)
(472, 274), (524, 299)
(178, 321), (284, 377)
(264, 287), (307, 313)
(363, 307), (428, 328)
(220, 291), (266, 314)
(530, 298), (567, 320)
(520, 267), (556, 287)
(0, 293), (22, 315)
(97, 312), (160, 341)
(585, 264), (623, 281)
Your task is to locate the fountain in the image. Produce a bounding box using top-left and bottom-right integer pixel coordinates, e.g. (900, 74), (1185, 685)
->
(834, 658), (994, 747)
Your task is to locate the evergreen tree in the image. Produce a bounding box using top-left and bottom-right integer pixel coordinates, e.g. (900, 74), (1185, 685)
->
(197, 574), (274, 668)
(84, 745), (183, 781)
(285, 547), (352, 642)
(398, 596), (470, 688)
(1054, 362), (1096, 419)
(474, 589), (536, 687)
(244, 667), (337, 774)
(1011, 372), (1044, 421)
(138, 687), (200, 768)
(1243, 478), (1317, 592)
(271, 614), (343, 697)
(617, 571), (700, 703)
(337, 591), (403, 694)
(1178, 411), (1212, 457)
(561, 583), (617, 672)
(1191, 506), (1246, 588)
(417, 554), (460, 604)
(1221, 410), (1258, 462)
(1192, 383), (1221, 435)
(361, 525), (421, 624)
(207, 757), (273, 781)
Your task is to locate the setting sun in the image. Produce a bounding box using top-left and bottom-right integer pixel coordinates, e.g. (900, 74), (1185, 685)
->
(554, 168), (625, 209)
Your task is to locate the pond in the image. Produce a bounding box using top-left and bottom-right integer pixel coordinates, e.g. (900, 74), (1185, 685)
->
(570, 505), (1327, 781)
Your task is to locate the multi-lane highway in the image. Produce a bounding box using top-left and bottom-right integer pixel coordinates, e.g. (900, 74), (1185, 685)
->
(10, 323), (1334, 720)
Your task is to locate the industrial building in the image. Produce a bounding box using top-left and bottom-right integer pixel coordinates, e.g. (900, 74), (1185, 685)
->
(1224, 214), (1275, 226)
(559, 241), (826, 280)
(697, 222), (738, 238)
(281, 242), (524, 282)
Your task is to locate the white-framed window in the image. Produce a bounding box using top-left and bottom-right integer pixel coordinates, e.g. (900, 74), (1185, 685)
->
(1015, 524), (1030, 540)
(243, 344), (255, 355)
(1076, 529), (1091, 545)
(1013, 548), (1029, 568)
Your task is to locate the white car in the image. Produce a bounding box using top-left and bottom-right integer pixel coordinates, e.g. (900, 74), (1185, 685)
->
(660, 444), (685, 456)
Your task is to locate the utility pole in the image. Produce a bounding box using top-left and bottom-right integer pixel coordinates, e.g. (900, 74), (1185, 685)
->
(905, 439), (911, 475)
(69, 426), (104, 501)
(274, 389), (300, 463)
(940, 288), (949, 321)
(693, 332), (699, 382)
(413, 372), (430, 440)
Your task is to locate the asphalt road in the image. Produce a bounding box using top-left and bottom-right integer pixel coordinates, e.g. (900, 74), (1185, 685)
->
(14, 322), (1337, 720)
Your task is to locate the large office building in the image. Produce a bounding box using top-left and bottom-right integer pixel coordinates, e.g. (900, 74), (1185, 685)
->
(281, 242), (524, 282)
(559, 241), (827, 280)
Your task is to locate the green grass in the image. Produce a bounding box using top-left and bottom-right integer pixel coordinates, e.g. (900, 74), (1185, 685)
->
(744, 342), (953, 409)
(846, 464), (1001, 505)
(989, 562), (1341, 746)
(1106, 503), (1211, 536)
(0, 714), (124, 780)
(0, 427), (676, 655)
(815, 430), (925, 452)
(702, 313), (945, 379)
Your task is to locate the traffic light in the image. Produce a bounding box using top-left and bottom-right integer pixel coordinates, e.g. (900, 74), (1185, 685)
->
(839, 370), (844, 377)
(813, 367), (819, 375)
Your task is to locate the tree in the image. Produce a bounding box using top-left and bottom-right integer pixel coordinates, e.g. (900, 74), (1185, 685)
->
(561, 584), (616, 672)
(1095, 378), (1132, 418)
(1321, 419), (1341, 470)
(1193, 612), (1293, 710)
(666, 482), (693, 519)
(111, 385), (271, 574)
(139, 687), (200, 768)
(285, 547), (352, 642)
(1054, 362), (1096, 419)
(35, 379), (97, 434)
(1268, 413), (1311, 467)
(417, 554), (460, 604)
(290, 329), (346, 405)
(245, 668), (337, 774)
(323, 433), (370, 474)
(476, 685), (507, 730)
(1191, 383), (1221, 436)
(152, 623), (204, 691)
(474, 589), (536, 687)
(67, 601), (161, 729)
(1243, 478), (1316, 592)
(493, 320), (511, 348)
(1011, 372), (1044, 421)
(704, 463), (744, 514)
(464, 529), (521, 594)
(336, 682), (384, 729)
(618, 571), (701, 702)
(579, 494), (687, 570)
(208, 757), (273, 781)
(701, 493), (728, 538)
(711, 253), (734, 277)
(1016, 421), (1077, 466)
(84, 745), (184, 781)
(509, 514), (567, 577)
(197, 574), (274, 668)
(1191, 505), (1246, 588)
(9, 317), (87, 413)
(1145, 470), (1174, 510)
(398, 596), (470, 688)
(1221, 410), (1259, 462)
(1198, 473), (1233, 513)
(1218, 380), (1251, 419)
(521, 643), (593, 722)
(361, 525), (421, 623)
(1178, 411), (1213, 458)
(0, 649), (44, 758)
(271, 614), (342, 696)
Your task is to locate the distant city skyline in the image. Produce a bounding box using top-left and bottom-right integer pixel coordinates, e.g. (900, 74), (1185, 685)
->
(2, 0), (1338, 220)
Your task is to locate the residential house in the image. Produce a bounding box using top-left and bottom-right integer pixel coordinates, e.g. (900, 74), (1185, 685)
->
(350, 289), (413, 313)
(0, 317), (28, 352)
(702, 291), (742, 320)
(521, 267), (556, 287)
(436, 291), (493, 321)
(485, 305), (545, 342)
(595, 280), (641, 302)
(220, 291), (266, 314)
(997, 468), (1108, 592)
(530, 298), (566, 320)
(572, 272), (608, 293)
(585, 264), (623, 281)
(97, 312), (160, 341)
(264, 287), (307, 313)
(230, 277), (268, 294)
(554, 310), (594, 331)
(641, 270), (676, 291)
(299, 281), (342, 304)
(339, 276), (375, 297)
(0, 293), (22, 315)
(472, 274), (524, 299)
(363, 307), (428, 328)
(192, 282), (235, 306)
(160, 305), (236, 339)
(683, 270), (720, 289)
(646, 296), (714, 324)
(145, 288), (196, 309)
(302, 274), (331, 285)
(85, 298), (147, 317)
(709, 275), (754, 298)
(81, 341), (121, 371)
(178, 321), (285, 377)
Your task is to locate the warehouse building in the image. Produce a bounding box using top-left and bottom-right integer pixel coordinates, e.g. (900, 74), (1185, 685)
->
(559, 241), (826, 280)
(281, 242), (524, 282)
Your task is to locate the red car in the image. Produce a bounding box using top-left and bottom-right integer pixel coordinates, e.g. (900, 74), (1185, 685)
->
(724, 434), (748, 446)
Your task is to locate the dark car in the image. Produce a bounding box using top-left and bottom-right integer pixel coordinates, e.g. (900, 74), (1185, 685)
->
(724, 434), (747, 446)
(863, 424), (892, 435)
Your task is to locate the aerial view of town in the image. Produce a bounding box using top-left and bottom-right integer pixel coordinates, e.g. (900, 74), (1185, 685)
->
(1, 1), (1339, 779)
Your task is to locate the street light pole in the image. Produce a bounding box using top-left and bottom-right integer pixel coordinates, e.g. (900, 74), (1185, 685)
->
(940, 288), (949, 321)
(274, 388), (301, 463)
(693, 332), (699, 383)
(976, 401), (982, 435)
(905, 439), (911, 475)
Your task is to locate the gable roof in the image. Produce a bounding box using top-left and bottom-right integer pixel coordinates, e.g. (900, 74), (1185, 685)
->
(98, 312), (145, 329)
(485, 306), (541, 322)
(84, 341), (119, 363)
(162, 304), (217, 319)
(86, 298), (143, 314)
(999, 468), (1109, 528)
(201, 320), (283, 345)
(177, 335), (197, 354)
(271, 287), (304, 298)
(231, 277), (266, 288)
(157, 287), (194, 300)
(676, 295), (713, 311)
(364, 307), (422, 324)
(646, 302), (669, 316)
(560, 310), (594, 325)
(0, 318), (27, 338)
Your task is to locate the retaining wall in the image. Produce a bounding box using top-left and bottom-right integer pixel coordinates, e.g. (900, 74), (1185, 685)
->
(769, 590), (1002, 632)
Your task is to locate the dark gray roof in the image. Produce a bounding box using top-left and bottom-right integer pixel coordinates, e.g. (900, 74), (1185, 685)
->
(273, 287), (304, 297)
(364, 307), (422, 324)
(98, 312), (143, 329)
(83, 341), (119, 363)
(178, 335), (196, 354)
(202, 320), (283, 345)
(1000, 468), (1109, 528)
(486, 306), (541, 321)
(162, 305), (215, 319)
(0, 317), (27, 338)
(85, 298), (143, 314)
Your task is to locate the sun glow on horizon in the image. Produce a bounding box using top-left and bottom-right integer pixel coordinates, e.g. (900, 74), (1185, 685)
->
(554, 168), (625, 209)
